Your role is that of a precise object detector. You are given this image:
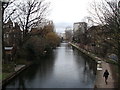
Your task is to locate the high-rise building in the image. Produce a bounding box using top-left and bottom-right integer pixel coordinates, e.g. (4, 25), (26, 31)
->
(73, 22), (87, 43)
(73, 22), (87, 33)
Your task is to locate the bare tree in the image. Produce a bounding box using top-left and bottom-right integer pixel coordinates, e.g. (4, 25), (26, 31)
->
(12, 0), (50, 39)
(89, 0), (120, 60)
(2, 0), (16, 60)
(2, 0), (16, 22)
(89, 0), (120, 87)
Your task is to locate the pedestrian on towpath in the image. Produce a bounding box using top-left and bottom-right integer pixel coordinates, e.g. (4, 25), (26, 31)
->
(103, 69), (109, 85)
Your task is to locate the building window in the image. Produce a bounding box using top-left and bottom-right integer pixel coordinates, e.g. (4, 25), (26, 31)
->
(4, 34), (6, 38)
(7, 34), (9, 38)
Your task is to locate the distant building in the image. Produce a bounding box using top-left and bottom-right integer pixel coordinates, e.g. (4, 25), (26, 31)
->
(4, 46), (14, 61)
(59, 33), (66, 40)
(73, 22), (87, 43)
(73, 22), (87, 33)
(30, 20), (54, 37)
(65, 27), (73, 41)
(86, 25), (113, 56)
(3, 19), (22, 47)
(35, 19), (54, 31)
(3, 19), (22, 62)
(30, 28), (42, 36)
(86, 25), (104, 45)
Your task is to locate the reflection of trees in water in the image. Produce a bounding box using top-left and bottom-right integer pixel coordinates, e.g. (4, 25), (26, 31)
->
(74, 48), (97, 75)
(66, 44), (72, 49)
(83, 59), (96, 83)
(73, 48), (97, 83)
(72, 46), (75, 51)
(83, 56), (97, 80)
(5, 51), (56, 88)
(83, 60), (88, 83)
(25, 52), (55, 81)
(37, 53), (55, 78)
(17, 76), (26, 90)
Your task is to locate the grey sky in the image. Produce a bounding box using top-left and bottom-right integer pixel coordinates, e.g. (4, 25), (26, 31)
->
(4, 0), (97, 33)
(46, 0), (95, 33)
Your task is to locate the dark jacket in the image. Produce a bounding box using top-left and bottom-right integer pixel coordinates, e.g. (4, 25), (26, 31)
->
(103, 70), (109, 77)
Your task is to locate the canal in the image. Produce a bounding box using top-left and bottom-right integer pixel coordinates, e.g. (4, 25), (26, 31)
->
(4, 43), (97, 88)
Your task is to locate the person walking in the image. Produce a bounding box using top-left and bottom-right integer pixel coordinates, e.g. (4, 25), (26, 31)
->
(103, 69), (109, 84)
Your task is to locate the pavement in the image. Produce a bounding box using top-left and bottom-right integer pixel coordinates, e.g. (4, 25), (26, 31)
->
(14, 65), (25, 72)
(70, 43), (118, 89)
(94, 61), (116, 89)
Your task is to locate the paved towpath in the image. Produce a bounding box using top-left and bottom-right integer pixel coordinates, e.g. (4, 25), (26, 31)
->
(95, 61), (116, 89)
(15, 65), (25, 71)
(70, 43), (118, 89)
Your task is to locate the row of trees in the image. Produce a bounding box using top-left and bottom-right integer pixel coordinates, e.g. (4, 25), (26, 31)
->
(22, 24), (60, 60)
(89, 0), (120, 86)
(3, 0), (50, 39)
(2, 0), (60, 61)
(88, 0), (120, 62)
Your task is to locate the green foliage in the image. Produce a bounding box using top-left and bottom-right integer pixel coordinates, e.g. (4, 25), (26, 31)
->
(2, 73), (12, 80)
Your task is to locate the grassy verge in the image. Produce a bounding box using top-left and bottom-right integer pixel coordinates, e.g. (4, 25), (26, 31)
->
(2, 58), (30, 81)
(2, 73), (13, 80)
(2, 63), (14, 81)
(0, 74), (2, 80)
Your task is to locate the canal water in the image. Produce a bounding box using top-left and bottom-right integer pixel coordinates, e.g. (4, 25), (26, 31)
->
(4, 43), (97, 88)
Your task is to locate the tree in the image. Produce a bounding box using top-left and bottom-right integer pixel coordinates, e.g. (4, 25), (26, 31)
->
(41, 20), (55, 37)
(89, 0), (120, 60)
(2, 0), (16, 22)
(2, 0), (16, 60)
(45, 32), (60, 48)
(12, 0), (50, 39)
(24, 36), (47, 60)
(89, 0), (120, 87)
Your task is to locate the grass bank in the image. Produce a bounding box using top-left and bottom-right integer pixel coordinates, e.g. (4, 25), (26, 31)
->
(2, 58), (31, 82)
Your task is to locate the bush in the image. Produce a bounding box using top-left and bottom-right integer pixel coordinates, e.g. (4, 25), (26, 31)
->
(16, 49), (27, 59)
(15, 58), (28, 65)
(2, 63), (14, 73)
(45, 32), (60, 48)
(23, 36), (47, 60)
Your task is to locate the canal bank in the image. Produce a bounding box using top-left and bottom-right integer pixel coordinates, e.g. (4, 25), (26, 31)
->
(2, 63), (32, 87)
(69, 42), (117, 88)
(4, 43), (96, 88)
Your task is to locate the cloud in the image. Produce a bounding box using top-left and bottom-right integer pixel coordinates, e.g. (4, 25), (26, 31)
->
(54, 22), (73, 33)
(47, 0), (96, 32)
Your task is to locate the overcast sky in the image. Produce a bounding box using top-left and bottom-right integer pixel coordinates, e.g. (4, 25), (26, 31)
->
(46, 0), (95, 33)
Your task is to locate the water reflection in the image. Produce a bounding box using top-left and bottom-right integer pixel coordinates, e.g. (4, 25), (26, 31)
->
(5, 43), (96, 88)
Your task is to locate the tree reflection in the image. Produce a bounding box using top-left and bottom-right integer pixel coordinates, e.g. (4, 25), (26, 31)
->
(73, 48), (97, 84)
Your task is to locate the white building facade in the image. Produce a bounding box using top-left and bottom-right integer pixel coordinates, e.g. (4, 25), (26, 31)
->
(73, 22), (87, 33)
